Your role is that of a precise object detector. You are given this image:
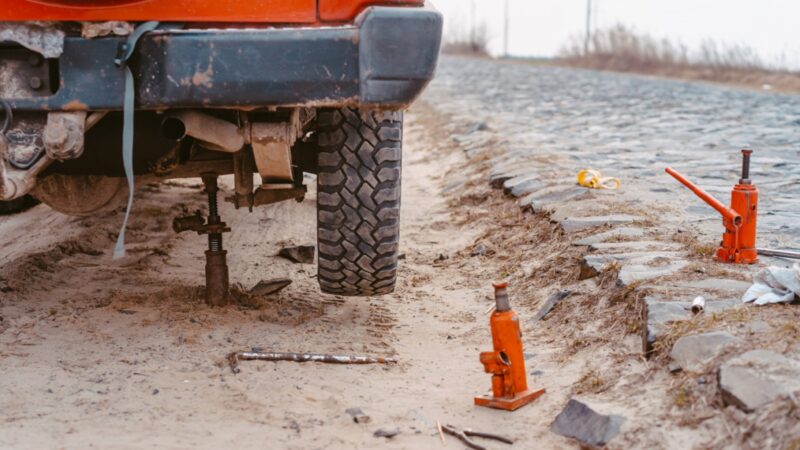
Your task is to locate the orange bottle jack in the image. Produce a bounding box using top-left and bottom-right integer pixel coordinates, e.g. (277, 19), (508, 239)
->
(666, 149), (758, 264)
(475, 282), (545, 411)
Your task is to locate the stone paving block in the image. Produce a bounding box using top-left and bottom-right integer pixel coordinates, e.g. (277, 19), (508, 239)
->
(532, 290), (573, 321)
(641, 298), (690, 356)
(579, 251), (686, 283)
(489, 166), (535, 188)
(278, 245), (315, 264)
(579, 251), (658, 280)
(670, 331), (740, 373)
(512, 179), (546, 198)
(703, 299), (742, 313)
(488, 158), (537, 187)
(640, 297), (741, 356)
(551, 399), (625, 448)
(674, 278), (752, 293)
(465, 121), (490, 134)
(737, 321), (773, 335)
(559, 215), (642, 233)
(617, 253), (689, 287)
(250, 278), (292, 296)
(486, 153), (519, 168)
(532, 189), (593, 212)
(518, 186), (588, 211)
(719, 350), (800, 412)
(573, 227), (646, 246)
(503, 173), (536, 191)
(503, 174), (546, 198)
(580, 255), (613, 280)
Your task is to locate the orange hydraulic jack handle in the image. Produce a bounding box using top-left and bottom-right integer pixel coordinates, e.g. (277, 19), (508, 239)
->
(475, 282), (545, 411)
(665, 149), (758, 264)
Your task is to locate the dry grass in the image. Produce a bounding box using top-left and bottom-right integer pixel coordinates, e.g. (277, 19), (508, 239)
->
(573, 369), (612, 395)
(672, 383), (696, 409)
(708, 392), (800, 449)
(671, 230), (717, 259)
(558, 24), (800, 93)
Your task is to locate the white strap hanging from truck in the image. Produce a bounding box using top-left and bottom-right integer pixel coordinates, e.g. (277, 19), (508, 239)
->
(112, 21), (159, 259)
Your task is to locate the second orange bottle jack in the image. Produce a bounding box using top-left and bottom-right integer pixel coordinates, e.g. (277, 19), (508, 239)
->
(475, 282), (545, 411)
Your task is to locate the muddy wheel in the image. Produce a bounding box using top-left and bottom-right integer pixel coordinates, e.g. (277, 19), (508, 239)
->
(33, 174), (128, 217)
(315, 108), (402, 296)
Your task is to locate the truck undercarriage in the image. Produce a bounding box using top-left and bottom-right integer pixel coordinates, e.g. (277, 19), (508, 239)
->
(0, 4), (443, 299)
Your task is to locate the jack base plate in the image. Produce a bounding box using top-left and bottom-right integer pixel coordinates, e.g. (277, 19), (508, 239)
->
(715, 247), (758, 265)
(474, 388), (546, 411)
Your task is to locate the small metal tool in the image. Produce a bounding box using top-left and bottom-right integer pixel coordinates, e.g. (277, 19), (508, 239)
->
(757, 248), (800, 260)
(441, 424), (513, 450)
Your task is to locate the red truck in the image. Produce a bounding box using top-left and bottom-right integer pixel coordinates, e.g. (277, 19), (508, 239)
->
(0, 1), (442, 298)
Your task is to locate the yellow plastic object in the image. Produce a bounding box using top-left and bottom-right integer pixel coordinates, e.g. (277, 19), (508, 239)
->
(577, 169), (621, 190)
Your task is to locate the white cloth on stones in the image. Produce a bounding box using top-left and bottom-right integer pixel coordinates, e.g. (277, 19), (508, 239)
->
(742, 263), (800, 305)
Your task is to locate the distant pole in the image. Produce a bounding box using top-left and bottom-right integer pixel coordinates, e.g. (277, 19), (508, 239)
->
(503, 0), (510, 57)
(470, 0), (476, 49)
(584, 0), (592, 55)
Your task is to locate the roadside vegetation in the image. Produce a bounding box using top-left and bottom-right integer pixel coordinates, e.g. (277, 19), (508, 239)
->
(441, 22), (491, 56)
(559, 25), (800, 92)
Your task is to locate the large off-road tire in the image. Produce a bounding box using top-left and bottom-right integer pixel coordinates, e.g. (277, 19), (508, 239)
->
(316, 108), (402, 296)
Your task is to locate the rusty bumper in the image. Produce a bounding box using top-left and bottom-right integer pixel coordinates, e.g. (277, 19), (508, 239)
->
(5, 5), (442, 111)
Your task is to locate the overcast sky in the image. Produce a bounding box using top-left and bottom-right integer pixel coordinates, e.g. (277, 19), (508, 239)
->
(434, 0), (800, 68)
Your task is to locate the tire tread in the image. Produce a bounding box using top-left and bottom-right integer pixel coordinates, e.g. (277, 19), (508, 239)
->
(316, 108), (402, 296)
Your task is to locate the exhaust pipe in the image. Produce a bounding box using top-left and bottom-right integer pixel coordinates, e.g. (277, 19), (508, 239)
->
(162, 111), (245, 153)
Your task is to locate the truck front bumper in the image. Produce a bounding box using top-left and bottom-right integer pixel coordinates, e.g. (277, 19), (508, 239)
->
(6, 5), (442, 111)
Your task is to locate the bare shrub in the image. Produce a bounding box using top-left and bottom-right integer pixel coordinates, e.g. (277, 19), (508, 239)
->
(558, 24), (800, 91)
(442, 21), (491, 56)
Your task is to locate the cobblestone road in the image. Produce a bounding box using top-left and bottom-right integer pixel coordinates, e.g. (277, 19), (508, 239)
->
(415, 56), (800, 449)
(426, 56), (800, 251)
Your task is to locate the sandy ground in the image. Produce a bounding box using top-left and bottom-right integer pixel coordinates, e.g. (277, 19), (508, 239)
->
(0, 105), (594, 449)
(4, 89), (797, 448)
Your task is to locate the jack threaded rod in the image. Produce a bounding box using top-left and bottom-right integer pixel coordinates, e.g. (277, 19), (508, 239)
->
(741, 148), (753, 184)
(203, 174), (223, 252)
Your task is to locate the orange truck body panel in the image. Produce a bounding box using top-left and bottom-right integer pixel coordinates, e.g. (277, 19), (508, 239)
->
(1, 0), (317, 22)
(319, 0), (423, 21)
(0, 0), (423, 22)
